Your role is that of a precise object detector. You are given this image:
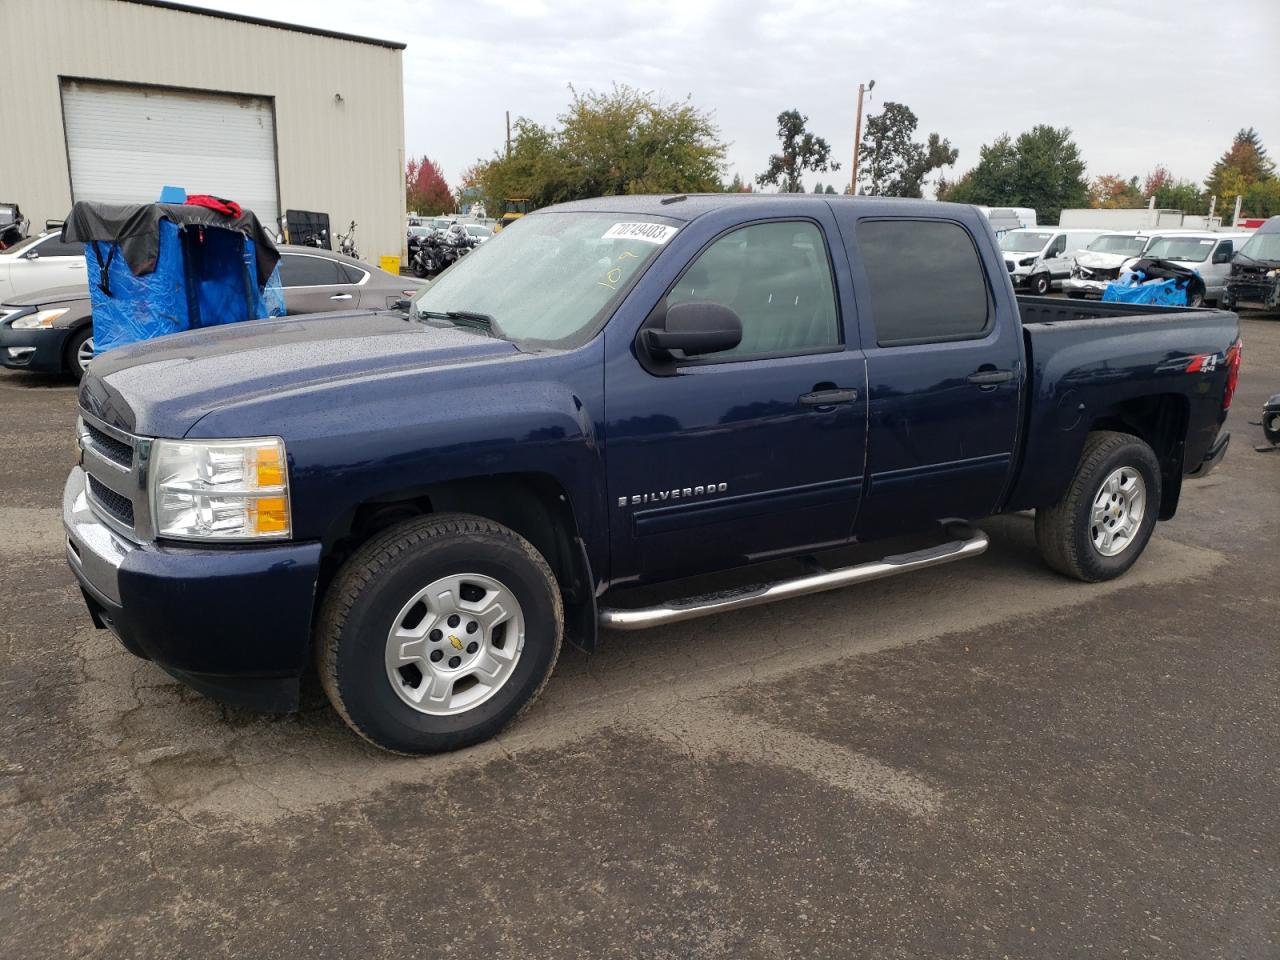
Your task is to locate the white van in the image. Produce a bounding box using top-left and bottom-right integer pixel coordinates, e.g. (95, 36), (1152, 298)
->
(1063, 232), (1151, 299)
(998, 228), (1104, 296)
(1125, 232), (1250, 306)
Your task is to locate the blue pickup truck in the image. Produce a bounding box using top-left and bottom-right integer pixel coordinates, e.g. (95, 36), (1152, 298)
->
(65, 195), (1241, 754)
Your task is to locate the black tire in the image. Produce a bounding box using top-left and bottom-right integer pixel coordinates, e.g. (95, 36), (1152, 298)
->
(1031, 273), (1052, 296)
(1186, 283), (1205, 308)
(1035, 431), (1162, 583)
(317, 513), (563, 754)
(64, 325), (94, 382)
(411, 257), (428, 279)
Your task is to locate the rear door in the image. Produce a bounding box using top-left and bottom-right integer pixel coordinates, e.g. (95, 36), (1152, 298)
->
(833, 214), (1023, 539)
(279, 252), (364, 314)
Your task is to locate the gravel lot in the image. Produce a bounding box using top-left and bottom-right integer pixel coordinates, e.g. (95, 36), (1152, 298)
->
(2, 314), (1278, 958)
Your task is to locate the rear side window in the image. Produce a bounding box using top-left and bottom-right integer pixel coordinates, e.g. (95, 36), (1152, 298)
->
(279, 254), (342, 287)
(857, 219), (991, 346)
(37, 235), (84, 258)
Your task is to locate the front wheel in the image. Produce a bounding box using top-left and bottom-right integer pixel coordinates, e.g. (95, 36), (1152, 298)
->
(1035, 431), (1161, 582)
(1186, 284), (1205, 308)
(1031, 273), (1052, 296)
(316, 514), (563, 754)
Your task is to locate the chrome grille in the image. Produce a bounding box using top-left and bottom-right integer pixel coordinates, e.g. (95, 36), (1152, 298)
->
(85, 422), (133, 468)
(87, 475), (135, 526)
(77, 409), (153, 541)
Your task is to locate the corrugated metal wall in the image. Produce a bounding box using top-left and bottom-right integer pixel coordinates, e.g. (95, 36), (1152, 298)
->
(2, 0), (406, 265)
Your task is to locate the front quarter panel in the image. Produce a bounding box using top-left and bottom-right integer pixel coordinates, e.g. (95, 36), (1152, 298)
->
(184, 344), (609, 576)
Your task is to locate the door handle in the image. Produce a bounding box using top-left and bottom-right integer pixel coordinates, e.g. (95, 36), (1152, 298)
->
(799, 387), (859, 406)
(329, 293), (353, 301)
(966, 369), (1014, 386)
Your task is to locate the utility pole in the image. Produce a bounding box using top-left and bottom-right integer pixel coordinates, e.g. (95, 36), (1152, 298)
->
(505, 111), (511, 159)
(850, 79), (875, 195)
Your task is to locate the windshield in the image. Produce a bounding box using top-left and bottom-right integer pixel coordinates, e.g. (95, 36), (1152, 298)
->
(1238, 231), (1280, 263)
(410, 212), (676, 347)
(1087, 234), (1146, 255)
(465, 225), (491, 238)
(999, 231), (1052, 253)
(1142, 236), (1217, 262)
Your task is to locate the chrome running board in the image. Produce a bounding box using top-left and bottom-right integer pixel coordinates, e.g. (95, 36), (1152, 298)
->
(598, 526), (989, 631)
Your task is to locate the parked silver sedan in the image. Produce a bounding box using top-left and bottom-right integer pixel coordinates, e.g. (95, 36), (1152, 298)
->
(0, 245), (422, 380)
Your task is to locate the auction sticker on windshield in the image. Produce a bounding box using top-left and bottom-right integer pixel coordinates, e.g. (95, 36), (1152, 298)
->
(602, 222), (678, 244)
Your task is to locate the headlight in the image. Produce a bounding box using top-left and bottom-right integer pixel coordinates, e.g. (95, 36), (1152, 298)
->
(149, 437), (291, 541)
(11, 308), (70, 329)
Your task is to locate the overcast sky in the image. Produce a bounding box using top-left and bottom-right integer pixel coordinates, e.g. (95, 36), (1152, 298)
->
(213, 0), (1279, 196)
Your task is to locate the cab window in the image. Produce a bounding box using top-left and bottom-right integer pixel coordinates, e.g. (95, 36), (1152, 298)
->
(663, 220), (840, 360)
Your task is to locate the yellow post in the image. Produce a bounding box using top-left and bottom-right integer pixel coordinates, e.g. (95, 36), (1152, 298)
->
(379, 255), (401, 276)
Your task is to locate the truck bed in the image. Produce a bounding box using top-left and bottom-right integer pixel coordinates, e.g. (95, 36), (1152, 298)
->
(1004, 295), (1239, 514)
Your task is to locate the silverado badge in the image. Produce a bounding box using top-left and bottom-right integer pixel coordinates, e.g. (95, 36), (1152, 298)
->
(618, 482), (728, 507)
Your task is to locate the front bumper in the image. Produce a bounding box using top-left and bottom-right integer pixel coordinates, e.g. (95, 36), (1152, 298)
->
(63, 466), (323, 712)
(1187, 431), (1230, 479)
(1061, 278), (1107, 299)
(0, 323), (71, 372)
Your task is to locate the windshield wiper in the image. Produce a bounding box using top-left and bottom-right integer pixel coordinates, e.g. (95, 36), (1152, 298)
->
(418, 309), (507, 339)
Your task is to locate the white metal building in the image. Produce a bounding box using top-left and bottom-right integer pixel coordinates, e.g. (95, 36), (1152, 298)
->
(3, 0), (407, 265)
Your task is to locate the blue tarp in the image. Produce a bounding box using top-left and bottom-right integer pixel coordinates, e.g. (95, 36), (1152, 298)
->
(1103, 270), (1190, 307)
(66, 201), (284, 352)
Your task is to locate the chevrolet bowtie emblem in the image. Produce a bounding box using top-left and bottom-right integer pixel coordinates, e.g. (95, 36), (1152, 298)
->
(449, 635), (463, 651)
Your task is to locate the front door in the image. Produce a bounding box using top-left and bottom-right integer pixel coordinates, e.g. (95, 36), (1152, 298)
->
(15, 234), (89, 298)
(604, 215), (868, 586)
(838, 215), (1023, 539)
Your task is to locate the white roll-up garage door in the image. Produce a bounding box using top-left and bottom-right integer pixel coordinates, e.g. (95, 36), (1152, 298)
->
(60, 79), (280, 230)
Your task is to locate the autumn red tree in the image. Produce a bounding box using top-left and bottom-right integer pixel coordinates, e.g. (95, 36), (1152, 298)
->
(406, 156), (454, 215)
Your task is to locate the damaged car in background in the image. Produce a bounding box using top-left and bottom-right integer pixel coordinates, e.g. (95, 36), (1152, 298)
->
(1222, 215), (1280, 312)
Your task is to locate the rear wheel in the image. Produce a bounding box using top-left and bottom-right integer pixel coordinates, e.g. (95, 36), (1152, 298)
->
(1186, 283), (1205, 308)
(1035, 431), (1161, 582)
(65, 326), (94, 382)
(317, 514), (563, 754)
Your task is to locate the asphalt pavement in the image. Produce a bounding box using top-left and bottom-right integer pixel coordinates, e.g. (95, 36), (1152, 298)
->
(1, 314), (1277, 958)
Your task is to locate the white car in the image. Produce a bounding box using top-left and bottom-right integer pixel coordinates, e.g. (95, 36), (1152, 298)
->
(1120, 233), (1250, 306)
(999, 228), (1104, 296)
(0, 231), (87, 301)
(1063, 232), (1151, 299)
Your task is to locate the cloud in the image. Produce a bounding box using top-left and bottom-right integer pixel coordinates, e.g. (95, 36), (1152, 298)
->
(213, 0), (1280, 194)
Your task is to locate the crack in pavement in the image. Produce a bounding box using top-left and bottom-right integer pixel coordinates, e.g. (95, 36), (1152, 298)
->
(56, 515), (1226, 827)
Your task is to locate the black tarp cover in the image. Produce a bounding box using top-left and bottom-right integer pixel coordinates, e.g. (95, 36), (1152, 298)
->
(62, 201), (280, 285)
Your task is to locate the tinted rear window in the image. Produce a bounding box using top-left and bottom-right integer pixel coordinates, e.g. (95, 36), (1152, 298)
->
(857, 219), (990, 346)
(279, 254), (342, 287)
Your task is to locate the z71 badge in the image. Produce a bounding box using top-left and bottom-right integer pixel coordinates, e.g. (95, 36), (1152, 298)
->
(619, 482), (728, 508)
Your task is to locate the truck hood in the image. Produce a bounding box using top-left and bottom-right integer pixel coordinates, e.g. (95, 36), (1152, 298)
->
(79, 310), (519, 437)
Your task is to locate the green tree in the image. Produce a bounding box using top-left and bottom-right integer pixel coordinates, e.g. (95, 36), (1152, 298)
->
(824, 184), (837, 195)
(937, 126), (1088, 223)
(1089, 174), (1144, 209)
(1205, 128), (1276, 223)
(1244, 178), (1280, 218)
(1144, 166), (1204, 212)
(473, 84), (726, 214)
(757, 110), (840, 193)
(813, 181), (825, 193)
(858, 102), (957, 198)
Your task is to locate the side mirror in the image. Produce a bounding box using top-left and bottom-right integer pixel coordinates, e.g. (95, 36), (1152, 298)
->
(1213, 248), (1233, 265)
(645, 301), (742, 358)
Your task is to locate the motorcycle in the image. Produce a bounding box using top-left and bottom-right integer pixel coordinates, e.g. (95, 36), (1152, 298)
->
(337, 220), (358, 259)
(410, 231), (447, 278)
